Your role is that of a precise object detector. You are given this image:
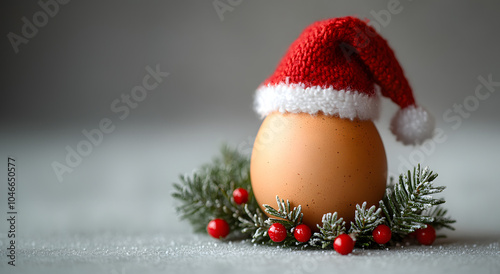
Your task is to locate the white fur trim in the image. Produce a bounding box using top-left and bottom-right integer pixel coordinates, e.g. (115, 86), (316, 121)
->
(254, 83), (380, 120)
(390, 105), (435, 145)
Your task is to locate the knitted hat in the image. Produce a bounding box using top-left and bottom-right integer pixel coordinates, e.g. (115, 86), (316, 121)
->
(254, 16), (434, 145)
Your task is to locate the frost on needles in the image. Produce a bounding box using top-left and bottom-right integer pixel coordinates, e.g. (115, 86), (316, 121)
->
(380, 165), (456, 240)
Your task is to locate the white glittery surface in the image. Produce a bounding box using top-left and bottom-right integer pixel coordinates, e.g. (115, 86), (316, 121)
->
(0, 233), (499, 274)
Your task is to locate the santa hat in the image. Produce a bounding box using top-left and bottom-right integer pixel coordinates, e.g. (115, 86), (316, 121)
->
(254, 16), (434, 145)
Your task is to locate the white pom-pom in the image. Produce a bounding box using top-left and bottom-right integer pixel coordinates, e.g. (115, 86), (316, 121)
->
(390, 105), (435, 145)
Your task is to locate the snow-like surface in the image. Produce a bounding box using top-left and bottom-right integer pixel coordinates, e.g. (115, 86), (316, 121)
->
(1, 233), (499, 274)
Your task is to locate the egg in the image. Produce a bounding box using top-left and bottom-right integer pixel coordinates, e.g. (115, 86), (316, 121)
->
(250, 112), (387, 230)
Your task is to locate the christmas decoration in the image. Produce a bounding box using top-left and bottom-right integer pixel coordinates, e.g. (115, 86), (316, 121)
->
(253, 16), (434, 143)
(415, 225), (437, 245)
(250, 16), (435, 230)
(172, 147), (455, 251)
(333, 234), (355, 255)
(171, 147), (255, 234)
(268, 223), (287, 243)
(294, 224), (312, 243)
(173, 11), (453, 257)
(347, 202), (385, 247)
(309, 212), (345, 249)
(379, 168), (454, 240)
(233, 188), (249, 205)
(372, 224), (392, 245)
(207, 219), (230, 239)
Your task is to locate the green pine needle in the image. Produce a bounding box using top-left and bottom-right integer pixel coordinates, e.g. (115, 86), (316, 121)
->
(348, 202), (385, 247)
(380, 164), (455, 238)
(171, 145), (261, 235)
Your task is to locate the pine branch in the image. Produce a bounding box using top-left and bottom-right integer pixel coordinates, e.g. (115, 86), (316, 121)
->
(349, 202), (385, 247)
(380, 165), (448, 238)
(309, 212), (346, 249)
(173, 146), (455, 249)
(426, 206), (456, 231)
(254, 196), (307, 247)
(238, 204), (268, 243)
(350, 202), (385, 234)
(172, 145), (262, 235)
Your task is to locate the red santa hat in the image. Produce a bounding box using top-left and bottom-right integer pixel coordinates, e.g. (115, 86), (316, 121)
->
(254, 16), (434, 145)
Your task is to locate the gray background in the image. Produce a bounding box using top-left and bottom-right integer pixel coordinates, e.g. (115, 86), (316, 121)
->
(1, 1), (499, 273)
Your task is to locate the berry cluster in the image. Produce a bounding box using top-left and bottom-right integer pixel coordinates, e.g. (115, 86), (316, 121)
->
(267, 223), (313, 243)
(206, 187), (437, 255)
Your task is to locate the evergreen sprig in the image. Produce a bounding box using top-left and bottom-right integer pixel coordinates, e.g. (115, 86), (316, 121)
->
(309, 212), (345, 248)
(379, 165), (452, 238)
(172, 145), (260, 235)
(426, 206), (456, 231)
(172, 147), (455, 249)
(263, 196), (303, 227)
(259, 196), (308, 247)
(349, 202), (385, 247)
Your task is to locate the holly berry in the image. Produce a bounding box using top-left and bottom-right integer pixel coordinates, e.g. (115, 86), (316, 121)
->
(415, 225), (436, 245)
(333, 234), (355, 255)
(372, 224), (392, 244)
(232, 188), (249, 205)
(293, 224), (312, 243)
(268, 223), (287, 242)
(207, 219), (230, 239)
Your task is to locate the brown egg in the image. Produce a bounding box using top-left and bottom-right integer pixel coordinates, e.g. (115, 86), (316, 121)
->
(250, 112), (387, 230)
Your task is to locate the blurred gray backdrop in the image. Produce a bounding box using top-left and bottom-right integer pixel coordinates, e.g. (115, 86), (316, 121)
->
(1, 1), (499, 236)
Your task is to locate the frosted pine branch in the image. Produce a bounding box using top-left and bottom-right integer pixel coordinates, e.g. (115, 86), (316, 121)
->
(173, 146), (455, 248)
(380, 164), (454, 238)
(309, 212), (346, 248)
(263, 196), (303, 228)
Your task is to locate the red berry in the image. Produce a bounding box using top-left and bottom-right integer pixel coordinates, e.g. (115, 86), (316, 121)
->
(415, 225), (436, 245)
(268, 223), (287, 242)
(233, 188), (249, 205)
(372, 224), (392, 244)
(293, 224), (312, 243)
(333, 234), (355, 255)
(207, 219), (230, 239)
